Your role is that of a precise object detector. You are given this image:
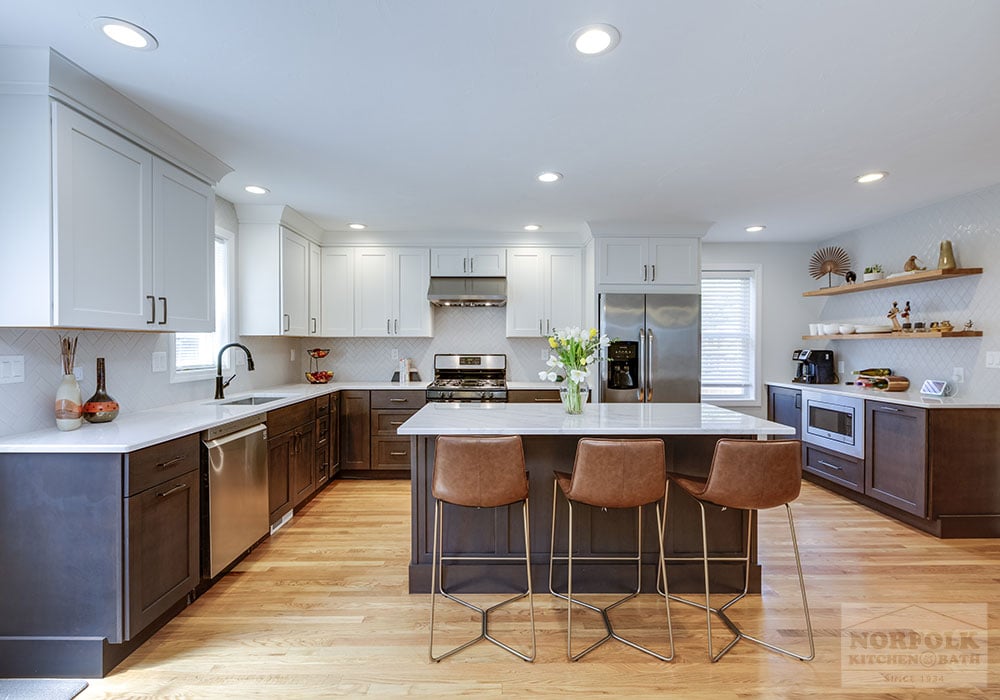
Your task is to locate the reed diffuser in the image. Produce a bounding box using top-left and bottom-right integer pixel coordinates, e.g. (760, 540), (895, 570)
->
(55, 335), (83, 431)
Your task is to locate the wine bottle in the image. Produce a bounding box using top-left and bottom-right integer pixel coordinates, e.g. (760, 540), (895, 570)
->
(83, 357), (120, 423)
(852, 367), (892, 376)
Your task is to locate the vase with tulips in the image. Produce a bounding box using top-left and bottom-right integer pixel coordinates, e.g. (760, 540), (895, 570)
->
(538, 327), (610, 414)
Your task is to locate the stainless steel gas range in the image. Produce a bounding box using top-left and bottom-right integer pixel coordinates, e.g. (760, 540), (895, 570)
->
(425, 354), (508, 402)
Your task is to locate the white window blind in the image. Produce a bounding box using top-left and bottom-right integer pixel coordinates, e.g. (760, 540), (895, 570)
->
(701, 269), (757, 402)
(174, 236), (231, 373)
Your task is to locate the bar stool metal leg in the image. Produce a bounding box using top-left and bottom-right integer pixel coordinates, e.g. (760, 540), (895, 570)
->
(429, 498), (536, 662)
(548, 480), (674, 662)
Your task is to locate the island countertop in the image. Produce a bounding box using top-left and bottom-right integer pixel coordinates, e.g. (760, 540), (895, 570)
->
(397, 402), (795, 437)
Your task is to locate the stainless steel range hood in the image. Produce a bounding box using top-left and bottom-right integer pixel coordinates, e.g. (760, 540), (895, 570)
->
(427, 277), (507, 307)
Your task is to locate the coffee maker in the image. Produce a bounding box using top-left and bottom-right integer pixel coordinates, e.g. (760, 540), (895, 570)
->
(606, 340), (638, 390)
(792, 349), (837, 384)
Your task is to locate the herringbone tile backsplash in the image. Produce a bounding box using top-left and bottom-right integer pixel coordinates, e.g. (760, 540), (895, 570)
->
(816, 184), (1000, 400)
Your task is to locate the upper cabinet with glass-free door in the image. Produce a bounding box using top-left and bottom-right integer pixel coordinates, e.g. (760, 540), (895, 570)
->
(596, 237), (700, 290)
(355, 248), (432, 337)
(430, 247), (506, 277)
(506, 248), (582, 337)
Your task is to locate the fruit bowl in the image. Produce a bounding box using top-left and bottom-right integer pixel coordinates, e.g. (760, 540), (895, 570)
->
(305, 371), (333, 384)
(307, 348), (331, 359)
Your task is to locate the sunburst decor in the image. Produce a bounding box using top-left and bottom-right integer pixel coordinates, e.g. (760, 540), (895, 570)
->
(808, 246), (851, 287)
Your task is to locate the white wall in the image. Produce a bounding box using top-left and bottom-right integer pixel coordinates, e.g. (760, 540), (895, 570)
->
(702, 241), (822, 417)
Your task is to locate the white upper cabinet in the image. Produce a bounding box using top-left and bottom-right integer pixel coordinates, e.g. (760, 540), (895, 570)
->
(319, 247), (354, 337)
(430, 247), (506, 277)
(506, 248), (582, 337)
(597, 236), (700, 290)
(280, 227), (311, 336)
(355, 248), (432, 337)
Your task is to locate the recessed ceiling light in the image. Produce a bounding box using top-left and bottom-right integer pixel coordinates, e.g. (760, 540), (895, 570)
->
(523, 224), (541, 232)
(244, 185), (269, 195)
(348, 223), (367, 230)
(572, 24), (621, 55)
(92, 17), (158, 50)
(536, 171), (562, 183)
(745, 225), (766, 233)
(856, 171), (888, 184)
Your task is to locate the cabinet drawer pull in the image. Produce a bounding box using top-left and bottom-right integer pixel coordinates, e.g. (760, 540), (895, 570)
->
(816, 459), (843, 471)
(158, 297), (167, 325)
(389, 420), (405, 426)
(389, 451), (407, 457)
(156, 483), (188, 498)
(388, 397), (408, 403)
(156, 456), (186, 470)
(875, 406), (903, 412)
(146, 295), (156, 324)
(533, 398), (559, 402)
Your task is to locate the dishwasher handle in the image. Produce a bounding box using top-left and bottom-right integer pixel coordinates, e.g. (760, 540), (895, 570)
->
(203, 422), (267, 450)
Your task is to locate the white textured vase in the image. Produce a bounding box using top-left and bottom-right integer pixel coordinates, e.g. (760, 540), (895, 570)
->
(55, 374), (83, 431)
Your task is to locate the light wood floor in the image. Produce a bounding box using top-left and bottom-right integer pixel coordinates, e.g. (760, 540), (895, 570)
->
(82, 479), (998, 698)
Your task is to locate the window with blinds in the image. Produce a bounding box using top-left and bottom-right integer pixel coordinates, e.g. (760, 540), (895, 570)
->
(173, 235), (232, 377)
(701, 268), (758, 402)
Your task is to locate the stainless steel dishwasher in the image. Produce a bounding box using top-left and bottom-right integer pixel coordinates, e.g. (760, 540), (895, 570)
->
(201, 414), (269, 579)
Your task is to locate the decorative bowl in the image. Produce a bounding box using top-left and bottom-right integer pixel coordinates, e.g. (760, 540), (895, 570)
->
(839, 324), (856, 334)
(305, 371), (333, 384)
(307, 348), (331, 359)
(820, 323), (839, 335)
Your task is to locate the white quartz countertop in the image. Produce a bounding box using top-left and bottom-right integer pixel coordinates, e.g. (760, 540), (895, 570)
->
(506, 381), (560, 390)
(767, 381), (1000, 409)
(397, 402), (796, 437)
(0, 381), (427, 454)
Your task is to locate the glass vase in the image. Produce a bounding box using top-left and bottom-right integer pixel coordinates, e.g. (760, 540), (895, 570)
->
(55, 374), (83, 431)
(559, 381), (586, 415)
(83, 357), (120, 423)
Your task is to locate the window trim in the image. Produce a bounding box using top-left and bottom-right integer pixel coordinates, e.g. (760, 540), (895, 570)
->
(169, 227), (236, 383)
(700, 263), (762, 407)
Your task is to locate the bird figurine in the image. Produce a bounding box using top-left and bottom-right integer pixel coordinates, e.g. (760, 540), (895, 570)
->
(903, 255), (926, 272)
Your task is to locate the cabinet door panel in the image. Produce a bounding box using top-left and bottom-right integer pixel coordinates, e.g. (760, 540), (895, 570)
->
(430, 248), (468, 276)
(767, 386), (802, 440)
(546, 249), (582, 331)
(597, 238), (646, 285)
(125, 469), (198, 639)
(308, 242), (321, 336)
(267, 432), (293, 523)
(53, 104), (153, 329)
(866, 402), (928, 516)
(153, 158), (214, 332)
(649, 237), (699, 287)
(469, 247), (506, 276)
(340, 390), (371, 470)
(329, 393), (341, 475)
(291, 425), (315, 506)
(355, 249), (393, 336)
(506, 249), (544, 337)
(281, 228), (310, 336)
(395, 248), (431, 336)
(320, 247), (354, 336)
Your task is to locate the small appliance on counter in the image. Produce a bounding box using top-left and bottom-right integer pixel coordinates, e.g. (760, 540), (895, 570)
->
(792, 349), (837, 384)
(391, 357), (421, 383)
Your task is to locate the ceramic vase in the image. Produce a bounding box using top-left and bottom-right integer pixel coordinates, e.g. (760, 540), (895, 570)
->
(55, 374), (83, 431)
(83, 357), (120, 423)
(559, 381), (586, 415)
(937, 240), (957, 270)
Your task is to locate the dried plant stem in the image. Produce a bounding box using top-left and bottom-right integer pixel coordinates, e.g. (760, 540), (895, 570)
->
(60, 335), (78, 376)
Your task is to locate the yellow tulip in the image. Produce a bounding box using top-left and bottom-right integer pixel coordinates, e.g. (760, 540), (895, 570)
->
(589, 328), (597, 338)
(548, 337), (557, 348)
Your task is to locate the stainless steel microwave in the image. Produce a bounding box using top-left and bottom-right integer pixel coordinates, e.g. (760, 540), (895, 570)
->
(800, 389), (865, 459)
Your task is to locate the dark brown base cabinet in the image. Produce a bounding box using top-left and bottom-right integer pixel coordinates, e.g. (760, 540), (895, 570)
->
(267, 399), (317, 525)
(371, 390), (426, 471)
(765, 385), (801, 439)
(0, 435), (201, 678)
(340, 390), (371, 472)
(767, 384), (1000, 538)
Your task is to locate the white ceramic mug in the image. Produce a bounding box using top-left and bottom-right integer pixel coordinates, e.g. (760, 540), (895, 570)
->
(809, 323), (820, 335)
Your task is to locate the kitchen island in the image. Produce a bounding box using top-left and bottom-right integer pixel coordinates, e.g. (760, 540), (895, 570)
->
(398, 402), (795, 594)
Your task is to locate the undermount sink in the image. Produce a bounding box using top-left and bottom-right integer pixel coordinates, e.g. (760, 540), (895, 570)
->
(215, 395), (287, 406)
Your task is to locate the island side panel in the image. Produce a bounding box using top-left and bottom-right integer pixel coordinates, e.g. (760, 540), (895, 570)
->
(409, 433), (759, 594)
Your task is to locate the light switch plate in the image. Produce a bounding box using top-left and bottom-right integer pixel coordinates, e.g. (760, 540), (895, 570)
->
(152, 351), (167, 373)
(0, 355), (25, 384)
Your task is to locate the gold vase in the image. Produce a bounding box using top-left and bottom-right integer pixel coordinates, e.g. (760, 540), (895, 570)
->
(937, 240), (957, 270)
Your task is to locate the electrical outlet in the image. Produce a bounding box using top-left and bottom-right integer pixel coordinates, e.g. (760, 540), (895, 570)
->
(952, 366), (965, 383)
(541, 348), (550, 361)
(391, 348), (399, 361)
(73, 366), (84, 381)
(986, 351), (1000, 369)
(838, 360), (845, 374)
(151, 351), (167, 373)
(290, 348), (296, 362)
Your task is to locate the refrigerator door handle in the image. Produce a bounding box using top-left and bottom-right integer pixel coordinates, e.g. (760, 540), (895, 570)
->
(638, 328), (646, 402)
(646, 327), (654, 401)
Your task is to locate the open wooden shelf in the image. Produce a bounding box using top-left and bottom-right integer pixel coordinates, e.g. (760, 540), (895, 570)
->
(802, 267), (983, 297)
(802, 330), (982, 340)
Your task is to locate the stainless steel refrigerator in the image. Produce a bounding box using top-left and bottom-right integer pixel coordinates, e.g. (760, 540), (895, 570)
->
(598, 293), (700, 403)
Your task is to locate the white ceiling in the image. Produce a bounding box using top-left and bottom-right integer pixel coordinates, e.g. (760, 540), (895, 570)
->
(4, 1), (1000, 243)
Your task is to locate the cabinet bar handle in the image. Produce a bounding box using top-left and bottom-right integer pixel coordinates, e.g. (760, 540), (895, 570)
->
(463, 258), (467, 273)
(532, 398), (559, 402)
(816, 459), (843, 471)
(388, 397), (408, 403)
(539, 319), (543, 336)
(394, 318), (398, 334)
(283, 314), (290, 332)
(389, 420), (405, 426)
(643, 264), (648, 281)
(387, 318), (391, 334)
(470, 258), (474, 273)
(311, 318), (317, 333)
(146, 295), (156, 324)
(546, 319), (551, 335)
(651, 264), (656, 282)
(389, 451), (407, 456)
(156, 483), (188, 498)
(875, 406), (902, 412)
(158, 297), (167, 325)
(156, 456), (186, 470)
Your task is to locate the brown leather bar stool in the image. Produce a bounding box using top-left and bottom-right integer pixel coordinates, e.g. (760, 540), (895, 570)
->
(548, 438), (674, 662)
(429, 435), (535, 662)
(661, 438), (815, 662)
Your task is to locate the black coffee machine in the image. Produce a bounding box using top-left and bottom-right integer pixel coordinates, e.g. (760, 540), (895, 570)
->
(606, 340), (638, 389)
(792, 349), (837, 384)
